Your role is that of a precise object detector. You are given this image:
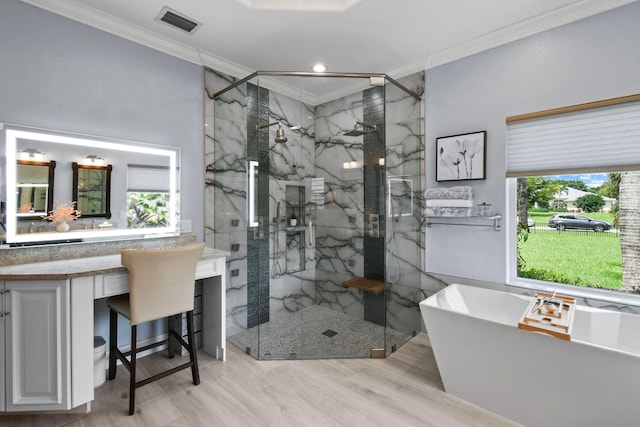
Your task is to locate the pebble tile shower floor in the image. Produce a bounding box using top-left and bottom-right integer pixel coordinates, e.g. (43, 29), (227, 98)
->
(229, 305), (409, 359)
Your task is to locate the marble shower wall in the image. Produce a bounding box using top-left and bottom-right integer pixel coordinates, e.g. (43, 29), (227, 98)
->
(206, 70), (250, 337)
(206, 70), (321, 337)
(267, 90), (317, 322)
(313, 71), (425, 333)
(314, 92), (366, 318)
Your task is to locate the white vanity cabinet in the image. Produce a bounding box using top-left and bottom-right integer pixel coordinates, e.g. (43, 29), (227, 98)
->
(0, 248), (227, 414)
(1, 280), (70, 412)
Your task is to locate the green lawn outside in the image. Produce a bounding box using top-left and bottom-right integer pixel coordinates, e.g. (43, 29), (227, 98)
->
(518, 228), (622, 289)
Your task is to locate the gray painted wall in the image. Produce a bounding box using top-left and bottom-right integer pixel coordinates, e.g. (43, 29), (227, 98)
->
(0, 0), (205, 241)
(425, 2), (640, 283)
(0, 0), (205, 346)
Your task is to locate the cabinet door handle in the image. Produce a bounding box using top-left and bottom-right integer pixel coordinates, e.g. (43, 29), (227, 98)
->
(4, 312), (9, 316)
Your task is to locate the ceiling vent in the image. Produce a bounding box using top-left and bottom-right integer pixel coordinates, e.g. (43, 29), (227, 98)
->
(156, 6), (202, 34)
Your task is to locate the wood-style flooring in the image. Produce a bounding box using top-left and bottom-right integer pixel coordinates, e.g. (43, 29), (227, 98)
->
(0, 334), (518, 426)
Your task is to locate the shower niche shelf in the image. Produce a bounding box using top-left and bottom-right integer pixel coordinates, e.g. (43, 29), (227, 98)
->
(284, 183), (306, 273)
(286, 184), (305, 227)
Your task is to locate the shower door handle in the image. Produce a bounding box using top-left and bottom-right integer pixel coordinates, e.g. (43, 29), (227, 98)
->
(248, 160), (259, 227)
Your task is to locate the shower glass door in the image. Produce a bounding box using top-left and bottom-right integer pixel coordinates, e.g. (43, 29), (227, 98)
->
(259, 74), (388, 359)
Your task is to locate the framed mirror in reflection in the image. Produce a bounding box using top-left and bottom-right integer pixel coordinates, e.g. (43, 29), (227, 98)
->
(72, 162), (112, 219)
(16, 159), (56, 219)
(2, 124), (180, 245)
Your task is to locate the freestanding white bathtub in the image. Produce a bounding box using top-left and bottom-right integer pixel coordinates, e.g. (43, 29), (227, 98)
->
(420, 284), (640, 427)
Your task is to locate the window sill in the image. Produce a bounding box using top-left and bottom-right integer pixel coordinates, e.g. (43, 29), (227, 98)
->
(508, 277), (640, 309)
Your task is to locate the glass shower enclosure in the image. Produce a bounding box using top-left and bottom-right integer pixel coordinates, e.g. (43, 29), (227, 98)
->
(207, 70), (425, 359)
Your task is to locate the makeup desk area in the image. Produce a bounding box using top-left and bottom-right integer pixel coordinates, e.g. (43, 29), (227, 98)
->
(0, 247), (227, 413)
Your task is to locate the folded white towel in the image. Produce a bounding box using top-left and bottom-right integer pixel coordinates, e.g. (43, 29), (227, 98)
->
(425, 206), (473, 217)
(425, 186), (473, 200)
(426, 199), (474, 208)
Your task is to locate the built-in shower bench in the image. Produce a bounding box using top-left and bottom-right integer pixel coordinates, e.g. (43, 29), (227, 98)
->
(342, 277), (386, 295)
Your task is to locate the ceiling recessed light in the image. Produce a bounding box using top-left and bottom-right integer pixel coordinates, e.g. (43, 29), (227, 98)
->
(313, 64), (327, 73)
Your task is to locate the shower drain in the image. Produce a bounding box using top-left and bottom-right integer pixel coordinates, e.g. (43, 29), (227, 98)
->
(322, 329), (338, 337)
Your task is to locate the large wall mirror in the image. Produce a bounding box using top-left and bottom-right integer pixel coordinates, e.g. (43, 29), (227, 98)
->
(2, 124), (179, 245)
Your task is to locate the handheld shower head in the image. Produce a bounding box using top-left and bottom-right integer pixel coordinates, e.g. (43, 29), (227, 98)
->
(344, 121), (376, 137)
(344, 128), (365, 137)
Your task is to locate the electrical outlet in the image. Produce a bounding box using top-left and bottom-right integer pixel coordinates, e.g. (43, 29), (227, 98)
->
(180, 219), (192, 233)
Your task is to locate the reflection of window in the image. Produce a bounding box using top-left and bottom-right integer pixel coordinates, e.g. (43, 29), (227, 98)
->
(126, 164), (175, 228)
(507, 96), (640, 295)
(127, 192), (171, 228)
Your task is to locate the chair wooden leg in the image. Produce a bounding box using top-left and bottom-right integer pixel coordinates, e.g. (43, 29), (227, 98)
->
(167, 315), (175, 358)
(108, 309), (118, 380)
(129, 325), (137, 416)
(186, 310), (200, 385)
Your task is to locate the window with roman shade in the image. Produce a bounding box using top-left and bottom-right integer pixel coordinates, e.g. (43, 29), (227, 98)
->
(506, 95), (640, 177)
(127, 164), (172, 192)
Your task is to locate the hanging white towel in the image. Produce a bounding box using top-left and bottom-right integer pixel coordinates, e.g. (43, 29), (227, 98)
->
(426, 199), (474, 208)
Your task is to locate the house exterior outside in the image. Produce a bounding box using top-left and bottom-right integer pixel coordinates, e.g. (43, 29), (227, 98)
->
(553, 187), (616, 212)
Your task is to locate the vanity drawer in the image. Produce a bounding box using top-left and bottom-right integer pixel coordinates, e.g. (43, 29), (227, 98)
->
(195, 258), (223, 280)
(93, 273), (129, 299)
(93, 258), (223, 299)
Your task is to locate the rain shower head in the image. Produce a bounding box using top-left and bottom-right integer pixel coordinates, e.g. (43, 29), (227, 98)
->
(275, 124), (287, 143)
(344, 121), (376, 137)
(258, 122), (289, 143)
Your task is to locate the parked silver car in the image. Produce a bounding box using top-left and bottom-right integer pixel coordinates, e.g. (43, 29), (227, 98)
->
(548, 214), (612, 232)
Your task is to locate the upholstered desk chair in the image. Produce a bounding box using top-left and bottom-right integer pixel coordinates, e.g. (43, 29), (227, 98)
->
(107, 242), (205, 415)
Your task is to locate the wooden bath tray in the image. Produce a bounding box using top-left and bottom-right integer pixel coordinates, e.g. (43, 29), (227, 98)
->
(342, 277), (386, 295)
(518, 292), (576, 341)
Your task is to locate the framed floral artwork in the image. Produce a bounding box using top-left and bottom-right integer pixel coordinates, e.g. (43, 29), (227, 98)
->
(436, 131), (486, 182)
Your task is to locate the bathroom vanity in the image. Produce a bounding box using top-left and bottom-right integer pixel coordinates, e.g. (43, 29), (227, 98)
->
(0, 247), (227, 413)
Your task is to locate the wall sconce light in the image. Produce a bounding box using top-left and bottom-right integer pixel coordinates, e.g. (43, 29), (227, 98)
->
(16, 148), (45, 161)
(79, 155), (106, 166)
(343, 161), (359, 169)
(378, 157), (385, 166)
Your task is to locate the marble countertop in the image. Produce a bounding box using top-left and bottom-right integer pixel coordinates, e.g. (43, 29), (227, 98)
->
(0, 247), (228, 281)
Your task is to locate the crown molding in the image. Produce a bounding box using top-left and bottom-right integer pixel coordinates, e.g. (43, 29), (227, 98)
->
(198, 51), (254, 82)
(426, 0), (638, 69)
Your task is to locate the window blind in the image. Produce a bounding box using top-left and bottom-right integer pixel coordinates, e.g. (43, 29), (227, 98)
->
(506, 99), (640, 177)
(127, 164), (172, 192)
